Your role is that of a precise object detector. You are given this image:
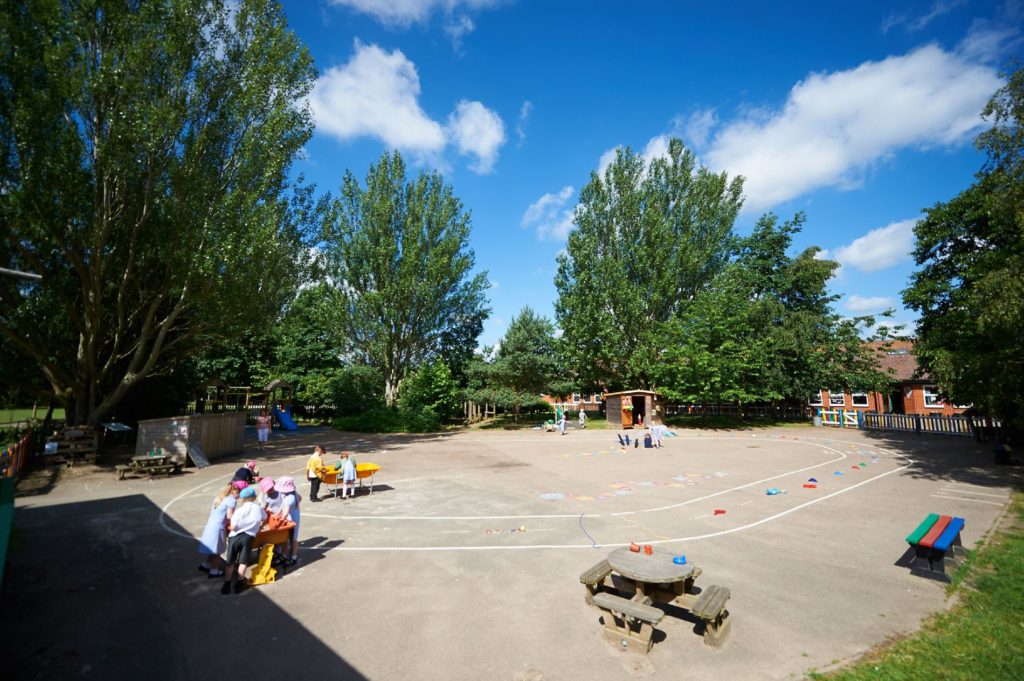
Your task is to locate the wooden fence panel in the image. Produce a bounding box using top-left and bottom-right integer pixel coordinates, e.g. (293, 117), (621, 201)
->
(862, 412), (974, 436)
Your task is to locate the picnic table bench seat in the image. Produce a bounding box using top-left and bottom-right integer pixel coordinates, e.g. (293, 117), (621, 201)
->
(590, 591), (664, 653)
(691, 585), (732, 647)
(579, 559), (613, 603)
(902, 513), (966, 582)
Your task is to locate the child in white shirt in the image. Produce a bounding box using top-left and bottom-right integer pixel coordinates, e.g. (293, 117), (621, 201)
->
(222, 486), (266, 594)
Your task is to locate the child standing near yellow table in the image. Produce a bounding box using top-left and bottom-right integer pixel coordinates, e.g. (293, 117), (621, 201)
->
(340, 452), (357, 499)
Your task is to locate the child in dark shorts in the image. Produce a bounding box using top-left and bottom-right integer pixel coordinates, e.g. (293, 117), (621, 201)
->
(222, 486), (266, 594)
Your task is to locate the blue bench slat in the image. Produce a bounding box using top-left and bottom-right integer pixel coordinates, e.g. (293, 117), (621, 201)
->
(932, 517), (965, 552)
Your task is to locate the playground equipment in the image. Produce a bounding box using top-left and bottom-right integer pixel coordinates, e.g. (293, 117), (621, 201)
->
(273, 404), (298, 431)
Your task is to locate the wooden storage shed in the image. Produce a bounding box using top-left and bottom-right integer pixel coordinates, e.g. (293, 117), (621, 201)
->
(604, 390), (665, 429)
(135, 413), (246, 464)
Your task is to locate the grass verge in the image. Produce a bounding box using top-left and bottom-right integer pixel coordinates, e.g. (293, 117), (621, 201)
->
(810, 488), (1024, 681)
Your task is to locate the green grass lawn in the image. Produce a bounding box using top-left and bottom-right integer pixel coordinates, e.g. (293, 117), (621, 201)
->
(0, 407), (65, 426)
(810, 489), (1024, 680)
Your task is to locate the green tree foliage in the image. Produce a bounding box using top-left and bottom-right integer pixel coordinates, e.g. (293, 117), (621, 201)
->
(469, 306), (561, 419)
(399, 360), (461, 420)
(272, 283), (344, 405)
(332, 365), (385, 417)
(323, 151), (490, 406)
(655, 213), (893, 405)
(555, 138), (744, 390)
(904, 66), (1024, 429)
(0, 0), (317, 425)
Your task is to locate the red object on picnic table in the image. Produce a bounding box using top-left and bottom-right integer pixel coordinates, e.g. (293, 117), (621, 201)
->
(803, 483), (817, 489)
(713, 509), (726, 515)
(629, 543), (641, 553)
(644, 544), (653, 555)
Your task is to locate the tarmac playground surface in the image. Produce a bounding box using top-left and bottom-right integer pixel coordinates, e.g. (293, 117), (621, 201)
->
(2, 424), (1020, 680)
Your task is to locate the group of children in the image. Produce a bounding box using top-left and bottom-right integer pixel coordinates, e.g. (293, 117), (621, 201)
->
(197, 460), (302, 595)
(306, 445), (358, 502)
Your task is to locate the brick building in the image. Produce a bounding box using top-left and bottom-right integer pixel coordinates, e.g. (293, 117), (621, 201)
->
(812, 340), (968, 417)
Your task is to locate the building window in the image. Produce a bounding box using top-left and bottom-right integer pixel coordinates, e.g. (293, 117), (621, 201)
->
(593, 394), (602, 404)
(571, 393), (580, 404)
(924, 386), (943, 408)
(809, 390), (823, 406)
(851, 392), (869, 407)
(829, 390), (845, 407)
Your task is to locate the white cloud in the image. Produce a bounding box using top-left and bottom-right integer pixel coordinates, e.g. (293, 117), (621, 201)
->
(832, 219), (917, 273)
(845, 294), (896, 313)
(310, 41), (506, 174)
(957, 19), (1023, 64)
(597, 147), (618, 178)
(309, 41), (446, 154)
(447, 100), (506, 173)
(698, 44), (1002, 211)
(444, 14), (475, 51)
(683, 108), (718, 149)
(596, 136), (672, 179)
(327, 0), (504, 27)
(641, 135), (671, 165)
(882, 0), (965, 33)
(515, 100), (532, 145)
(522, 185), (576, 240)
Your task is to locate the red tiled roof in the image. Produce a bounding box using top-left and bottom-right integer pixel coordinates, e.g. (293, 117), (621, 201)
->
(866, 340), (929, 382)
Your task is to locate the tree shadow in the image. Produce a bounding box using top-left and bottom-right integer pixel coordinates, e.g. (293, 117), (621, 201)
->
(0, 495), (367, 680)
(858, 430), (1023, 488)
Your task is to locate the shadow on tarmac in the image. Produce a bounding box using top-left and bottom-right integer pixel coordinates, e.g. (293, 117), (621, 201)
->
(858, 429), (1023, 489)
(0, 494), (367, 681)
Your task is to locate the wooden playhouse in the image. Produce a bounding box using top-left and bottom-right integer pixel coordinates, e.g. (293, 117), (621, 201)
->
(604, 390), (665, 429)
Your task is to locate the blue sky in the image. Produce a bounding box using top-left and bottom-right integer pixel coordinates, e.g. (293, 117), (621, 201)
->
(281, 0), (1021, 347)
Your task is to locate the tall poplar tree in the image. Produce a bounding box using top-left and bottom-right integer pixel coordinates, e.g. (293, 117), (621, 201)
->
(324, 151), (490, 406)
(555, 138), (744, 390)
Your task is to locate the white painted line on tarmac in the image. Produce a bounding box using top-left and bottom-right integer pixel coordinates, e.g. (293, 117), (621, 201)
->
(158, 436), (919, 552)
(931, 494), (1005, 506)
(325, 459), (915, 552)
(938, 486), (1007, 498)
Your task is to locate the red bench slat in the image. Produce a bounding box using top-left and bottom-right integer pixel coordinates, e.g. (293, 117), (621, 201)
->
(919, 515), (952, 548)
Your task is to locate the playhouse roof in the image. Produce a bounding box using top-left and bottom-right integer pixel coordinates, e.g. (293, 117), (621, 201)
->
(264, 379), (293, 391)
(603, 389), (662, 398)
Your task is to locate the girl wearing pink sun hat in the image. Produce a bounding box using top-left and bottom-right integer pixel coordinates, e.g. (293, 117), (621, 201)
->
(274, 476), (301, 565)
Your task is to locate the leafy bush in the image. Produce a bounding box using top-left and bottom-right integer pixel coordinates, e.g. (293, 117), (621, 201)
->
(400, 361), (461, 419)
(332, 405), (440, 433)
(332, 365), (385, 416)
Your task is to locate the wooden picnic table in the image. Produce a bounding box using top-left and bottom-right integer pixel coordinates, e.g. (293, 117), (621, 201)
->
(582, 547), (732, 652)
(115, 453), (182, 480)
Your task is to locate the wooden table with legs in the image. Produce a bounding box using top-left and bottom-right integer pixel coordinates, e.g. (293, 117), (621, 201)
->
(582, 546), (733, 652)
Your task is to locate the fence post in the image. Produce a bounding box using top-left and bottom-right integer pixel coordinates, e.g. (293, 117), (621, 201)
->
(914, 414), (922, 435)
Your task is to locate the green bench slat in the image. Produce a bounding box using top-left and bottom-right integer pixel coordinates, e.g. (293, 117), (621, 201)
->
(591, 592), (664, 623)
(933, 517), (965, 552)
(906, 513), (939, 545)
(920, 515), (952, 549)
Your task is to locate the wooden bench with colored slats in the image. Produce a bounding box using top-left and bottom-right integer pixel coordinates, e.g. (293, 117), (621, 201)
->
(903, 513), (966, 581)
